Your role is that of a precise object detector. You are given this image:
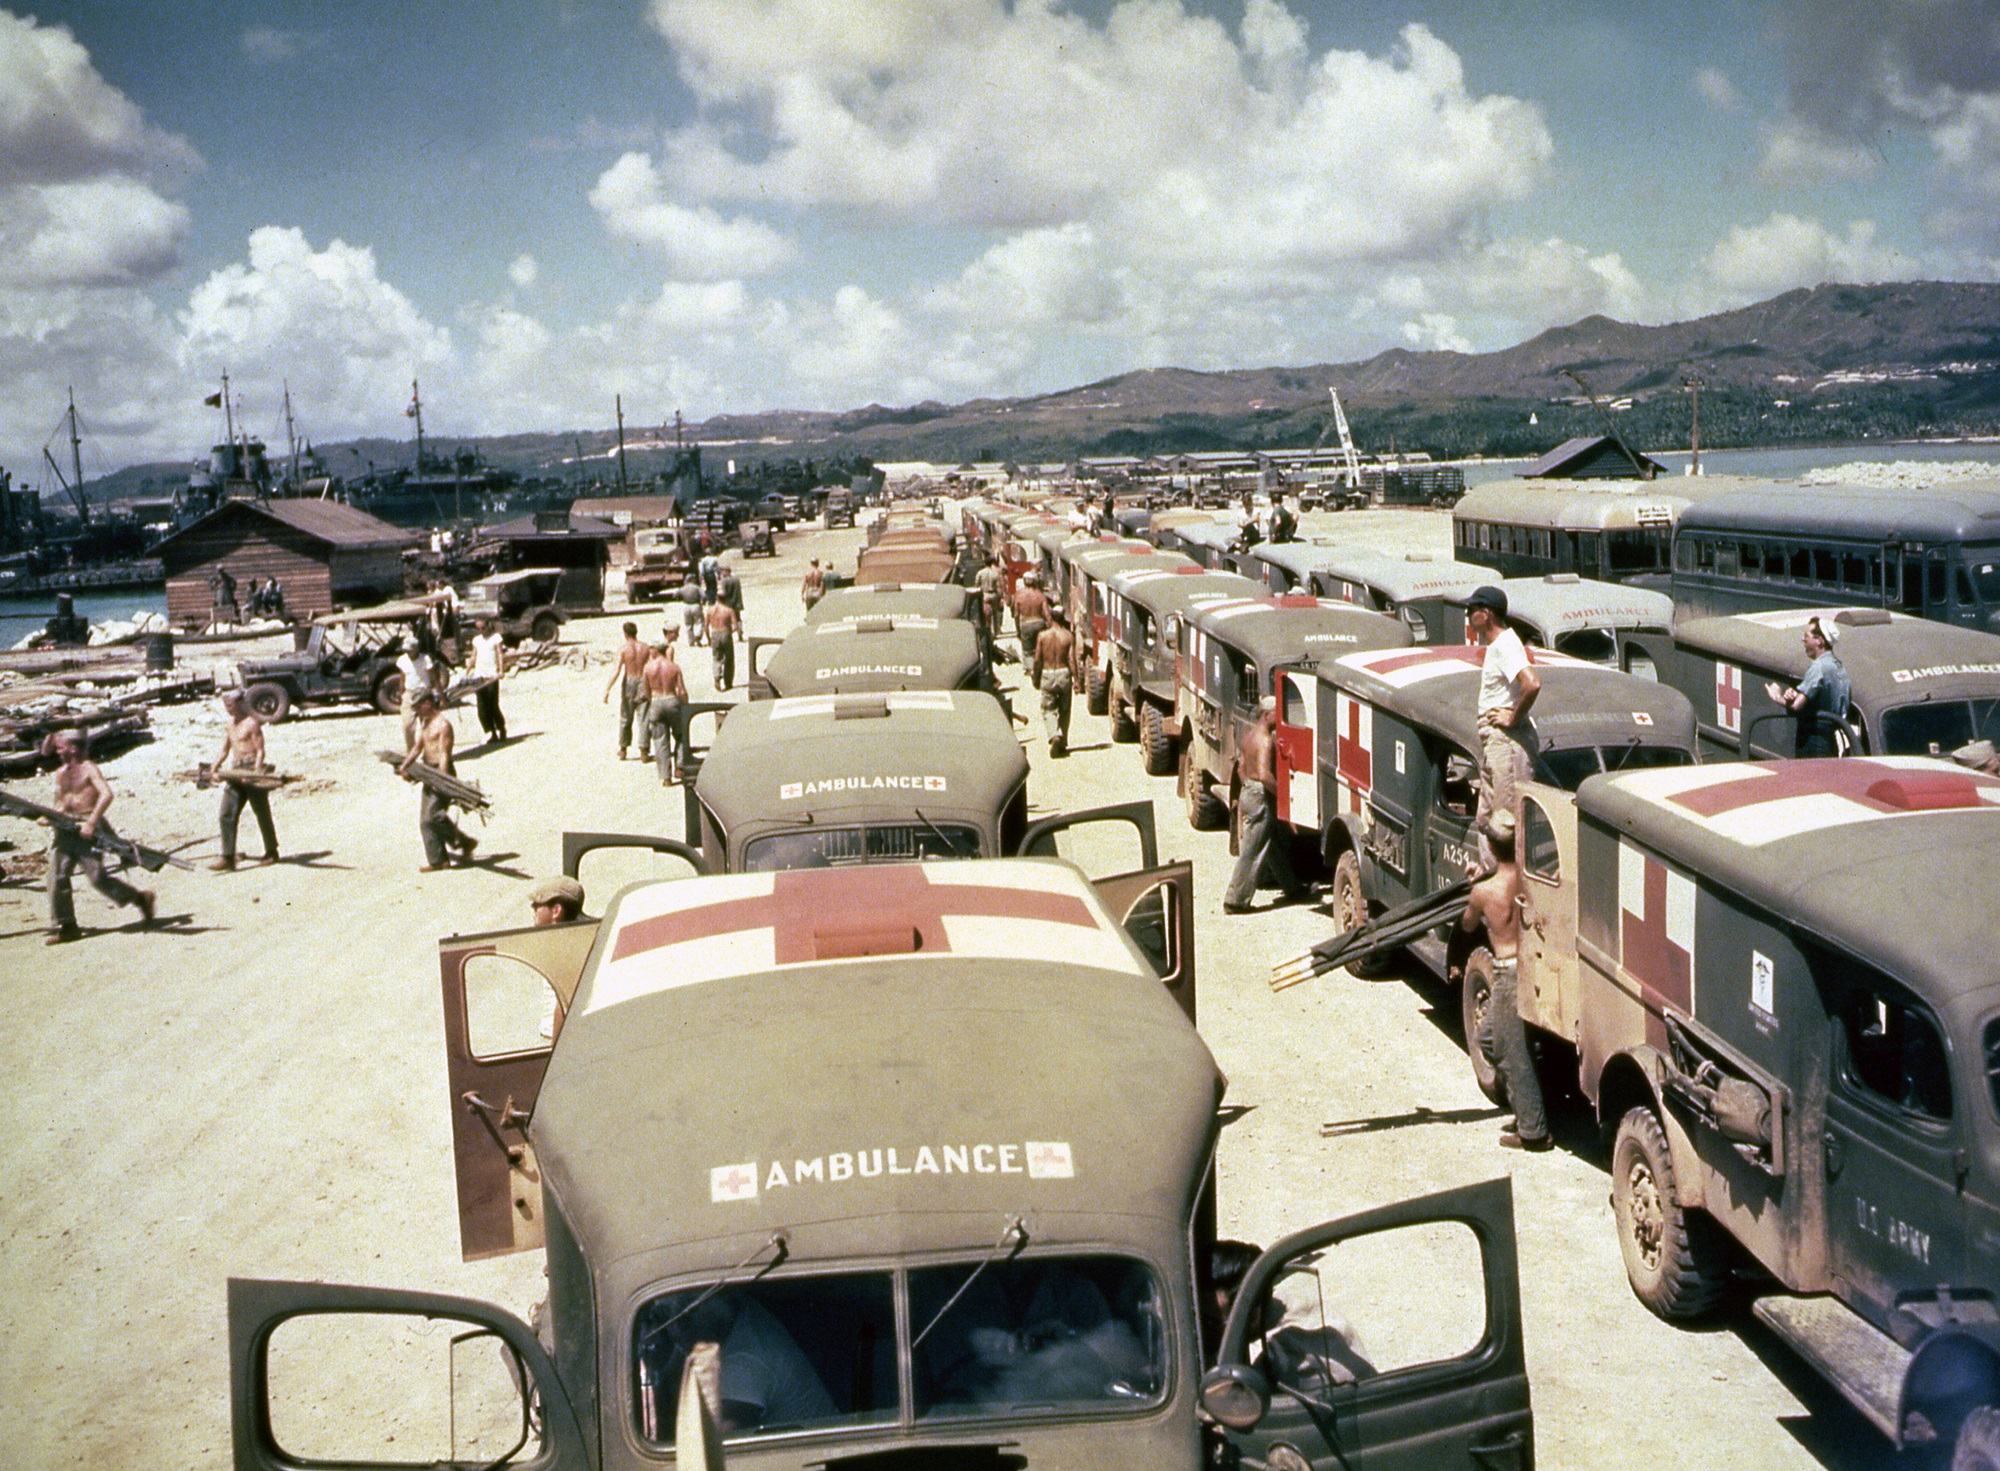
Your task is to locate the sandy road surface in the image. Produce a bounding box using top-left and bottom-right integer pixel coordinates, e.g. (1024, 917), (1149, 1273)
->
(0, 507), (1884, 1468)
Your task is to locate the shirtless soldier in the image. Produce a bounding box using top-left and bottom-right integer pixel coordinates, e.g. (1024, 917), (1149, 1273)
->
(1456, 810), (1549, 1151)
(705, 598), (740, 692)
(603, 622), (654, 761)
(801, 558), (826, 611)
(44, 729), (154, 942)
(1223, 698), (1308, 913)
(643, 641), (691, 783)
(398, 689), (477, 871)
(1032, 607), (1074, 757)
(209, 688), (279, 869)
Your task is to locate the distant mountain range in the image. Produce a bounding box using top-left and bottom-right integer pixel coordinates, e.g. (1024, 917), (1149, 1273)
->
(82, 281), (2000, 501)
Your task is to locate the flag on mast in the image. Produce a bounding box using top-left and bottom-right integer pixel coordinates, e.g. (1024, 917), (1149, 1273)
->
(203, 392), (223, 408)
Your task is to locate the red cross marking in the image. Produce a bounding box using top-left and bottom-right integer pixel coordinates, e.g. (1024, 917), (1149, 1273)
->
(1670, 760), (1990, 822)
(1622, 854), (1692, 1014)
(1715, 663), (1742, 734)
(1029, 1142), (1070, 1171)
(715, 1165), (755, 1195)
(611, 866), (1100, 965)
(1358, 645), (1484, 678)
(1337, 694), (1372, 806)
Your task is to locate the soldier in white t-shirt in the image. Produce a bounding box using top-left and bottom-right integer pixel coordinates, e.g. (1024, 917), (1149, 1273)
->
(1463, 585), (1540, 842)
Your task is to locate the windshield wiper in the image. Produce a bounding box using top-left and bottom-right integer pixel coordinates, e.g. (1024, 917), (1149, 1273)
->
(639, 1230), (790, 1348)
(911, 1217), (1029, 1352)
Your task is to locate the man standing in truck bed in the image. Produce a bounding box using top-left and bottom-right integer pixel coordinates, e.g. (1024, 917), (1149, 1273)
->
(1465, 585), (1539, 836)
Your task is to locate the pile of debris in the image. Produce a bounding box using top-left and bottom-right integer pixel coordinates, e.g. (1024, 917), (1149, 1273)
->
(0, 696), (154, 775)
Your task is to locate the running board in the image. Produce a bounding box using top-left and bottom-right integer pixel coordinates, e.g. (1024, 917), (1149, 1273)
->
(1752, 1294), (1906, 1443)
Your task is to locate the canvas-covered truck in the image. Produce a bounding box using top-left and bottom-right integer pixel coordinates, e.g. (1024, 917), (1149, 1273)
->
(229, 858), (1535, 1471)
(1622, 605), (2000, 762)
(1176, 595), (1412, 832)
(1305, 644), (1700, 980)
(746, 615), (986, 701)
(1456, 757), (2000, 1462)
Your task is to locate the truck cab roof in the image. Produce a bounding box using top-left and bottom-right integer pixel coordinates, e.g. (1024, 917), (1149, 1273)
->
(805, 582), (975, 624)
(1186, 594), (1413, 670)
(760, 616), (984, 697)
(537, 859), (1221, 1277)
(1499, 574), (1673, 659)
(694, 691), (1028, 867)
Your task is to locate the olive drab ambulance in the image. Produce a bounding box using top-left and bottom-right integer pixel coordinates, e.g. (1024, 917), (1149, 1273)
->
(1174, 595), (1411, 834)
(1054, 540), (1193, 715)
(1470, 757), (2000, 1462)
(746, 616), (987, 701)
(1100, 565), (1261, 773)
(1623, 605), (2000, 762)
(1303, 644), (1700, 977)
(1496, 573), (1673, 665)
(229, 860), (1535, 1471)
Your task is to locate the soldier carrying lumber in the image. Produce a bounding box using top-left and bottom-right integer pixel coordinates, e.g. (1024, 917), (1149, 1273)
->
(208, 688), (279, 870)
(42, 728), (155, 943)
(397, 689), (477, 872)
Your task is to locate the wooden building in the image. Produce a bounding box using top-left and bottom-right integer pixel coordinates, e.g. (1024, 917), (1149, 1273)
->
(472, 509), (621, 609)
(153, 499), (416, 630)
(1521, 434), (1667, 481)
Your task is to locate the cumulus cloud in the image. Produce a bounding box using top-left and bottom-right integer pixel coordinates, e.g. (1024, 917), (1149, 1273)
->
(1755, 118), (1880, 185)
(1681, 212), (1922, 313)
(0, 178), (189, 288)
(508, 254), (539, 290)
(0, 11), (201, 189)
(1692, 66), (1741, 113)
(240, 27), (324, 65)
(1766, 0), (2000, 238)
(589, 152), (797, 279)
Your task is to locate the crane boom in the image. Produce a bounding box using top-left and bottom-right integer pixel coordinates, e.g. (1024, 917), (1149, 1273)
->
(1327, 388), (1362, 487)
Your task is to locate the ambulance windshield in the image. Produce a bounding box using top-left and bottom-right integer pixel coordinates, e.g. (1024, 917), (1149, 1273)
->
(742, 823), (982, 870)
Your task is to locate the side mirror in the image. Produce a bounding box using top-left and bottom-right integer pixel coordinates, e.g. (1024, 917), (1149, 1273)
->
(1200, 1362), (1273, 1430)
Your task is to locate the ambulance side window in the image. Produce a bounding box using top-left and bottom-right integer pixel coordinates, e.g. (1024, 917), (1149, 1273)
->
(1984, 1018), (2000, 1118)
(1834, 969), (1953, 1122)
(1281, 678), (1308, 726)
(1520, 800), (1559, 882)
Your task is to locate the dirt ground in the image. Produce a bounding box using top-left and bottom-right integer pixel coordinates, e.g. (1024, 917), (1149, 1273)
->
(0, 506), (1892, 1468)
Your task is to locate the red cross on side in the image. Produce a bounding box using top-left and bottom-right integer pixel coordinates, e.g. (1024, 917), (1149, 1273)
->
(611, 866), (1100, 966)
(1336, 694), (1372, 811)
(1715, 663), (1742, 734)
(713, 1165), (755, 1196)
(1622, 852), (1692, 1016)
(1669, 760), (1989, 822)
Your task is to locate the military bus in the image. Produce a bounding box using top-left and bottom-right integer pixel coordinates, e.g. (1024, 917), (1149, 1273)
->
(231, 859), (1534, 1471)
(1669, 479), (2000, 631)
(1622, 605), (2000, 762)
(1454, 757), (2000, 1464)
(1451, 479), (1738, 588)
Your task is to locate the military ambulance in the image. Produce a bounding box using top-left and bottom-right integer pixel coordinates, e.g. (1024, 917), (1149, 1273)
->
(1307, 644), (1699, 977)
(747, 616), (986, 700)
(1173, 519), (1257, 576)
(1309, 550), (1489, 644)
(1056, 540), (1194, 715)
(803, 582), (976, 626)
(1498, 574), (1672, 665)
(1248, 541), (1346, 594)
(230, 859), (1535, 1471)
(1145, 509), (1219, 554)
(1176, 596), (1412, 832)
(1100, 564), (1262, 769)
(1463, 757), (2000, 1462)
(1623, 606), (2000, 762)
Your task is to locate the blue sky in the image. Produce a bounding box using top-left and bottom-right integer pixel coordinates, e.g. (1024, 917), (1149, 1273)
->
(4, 0), (1996, 480)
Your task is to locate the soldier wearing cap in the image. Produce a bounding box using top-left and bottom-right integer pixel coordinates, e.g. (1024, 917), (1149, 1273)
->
(1951, 738), (2000, 776)
(398, 688), (478, 872)
(1766, 615), (1850, 758)
(529, 875), (586, 925)
(1463, 585), (1539, 839)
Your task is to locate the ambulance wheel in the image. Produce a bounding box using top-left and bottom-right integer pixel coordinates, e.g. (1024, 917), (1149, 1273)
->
(244, 681), (291, 724)
(1611, 1107), (1727, 1320)
(372, 670), (404, 715)
(1141, 703), (1175, 775)
(1952, 1408), (2000, 1471)
(1086, 663), (1108, 716)
(1186, 769), (1226, 831)
(1110, 683), (1138, 742)
(1461, 948), (1505, 1104)
(1331, 851), (1390, 978)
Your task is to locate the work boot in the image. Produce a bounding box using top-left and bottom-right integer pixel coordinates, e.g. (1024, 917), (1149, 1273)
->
(1499, 1130), (1553, 1152)
(135, 891), (156, 926)
(46, 925), (83, 946)
(209, 855), (236, 872)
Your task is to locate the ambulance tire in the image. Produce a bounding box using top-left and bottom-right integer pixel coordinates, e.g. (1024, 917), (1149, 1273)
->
(1086, 663), (1108, 716)
(1612, 1107), (1728, 1320)
(1460, 949), (1505, 1104)
(1186, 769), (1226, 831)
(1110, 687), (1138, 743)
(1141, 703), (1175, 775)
(1953, 1408), (2000, 1471)
(1331, 851), (1391, 978)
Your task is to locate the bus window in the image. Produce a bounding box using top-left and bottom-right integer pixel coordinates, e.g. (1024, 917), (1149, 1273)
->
(1714, 541), (1739, 576)
(1788, 547), (1812, 581)
(1607, 530), (1658, 573)
(1842, 551), (1869, 590)
(1762, 543), (1785, 578)
(1674, 538), (1697, 573)
(1966, 551), (2000, 609)
(1575, 531), (1600, 577)
(1814, 548), (1838, 584)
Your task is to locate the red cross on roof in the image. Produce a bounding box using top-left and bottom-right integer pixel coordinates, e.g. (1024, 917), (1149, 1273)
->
(1029, 1142), (1069, 1170)
(610, 866), (1100, 966)
(1358, 644), (1484, 677)
(1670, 760), (1990, 823)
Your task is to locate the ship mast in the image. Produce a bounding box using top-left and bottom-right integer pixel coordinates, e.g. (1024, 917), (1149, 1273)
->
(616, 394), (629, 495)
(282, 381), (301, 493)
